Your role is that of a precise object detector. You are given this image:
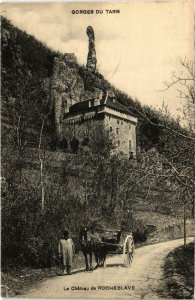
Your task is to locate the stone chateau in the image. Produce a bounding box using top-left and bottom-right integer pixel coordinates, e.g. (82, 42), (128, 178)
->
(51, 26), (138, 157)
(63, 92), (137, 157)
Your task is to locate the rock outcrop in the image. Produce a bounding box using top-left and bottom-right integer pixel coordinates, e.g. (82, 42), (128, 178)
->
(45, 27), (99, 137)
(86, 26), (97, 73)
(50, 55), (84, 137)
(81, 88), (102, 101)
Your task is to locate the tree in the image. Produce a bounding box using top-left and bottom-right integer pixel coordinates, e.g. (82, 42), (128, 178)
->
(163, 58), (194, 132)
(161, 58), (194, 244)
(36, 93), (53, 212)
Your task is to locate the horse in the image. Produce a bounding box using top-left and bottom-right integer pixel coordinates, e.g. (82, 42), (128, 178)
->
(79, 227), (107, 271)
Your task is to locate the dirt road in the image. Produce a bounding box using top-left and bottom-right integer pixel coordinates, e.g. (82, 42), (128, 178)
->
(23, 238), (193, 299)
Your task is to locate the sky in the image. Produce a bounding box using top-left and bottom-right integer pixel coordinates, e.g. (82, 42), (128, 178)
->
(2, 1), (194, 118)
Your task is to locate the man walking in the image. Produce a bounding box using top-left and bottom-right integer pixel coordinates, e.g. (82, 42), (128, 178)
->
(58, 229), (74, 275)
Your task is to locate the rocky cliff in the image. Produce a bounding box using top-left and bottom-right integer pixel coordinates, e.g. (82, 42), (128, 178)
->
(50, 26), (102, 137)
(86, 26), (97, 73)
(50, 55), (84, 137)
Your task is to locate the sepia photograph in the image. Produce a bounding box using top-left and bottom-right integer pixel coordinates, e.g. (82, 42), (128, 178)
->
(1, 1), (194, 298)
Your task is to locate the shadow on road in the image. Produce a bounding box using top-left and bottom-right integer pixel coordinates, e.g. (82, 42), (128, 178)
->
(106, 263), (125, 268)
(57, 263), (125, 276)
(57, 268), (87, 276)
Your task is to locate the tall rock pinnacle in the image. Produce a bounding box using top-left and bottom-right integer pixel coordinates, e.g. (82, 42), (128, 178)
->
(86, 26), (97, 73)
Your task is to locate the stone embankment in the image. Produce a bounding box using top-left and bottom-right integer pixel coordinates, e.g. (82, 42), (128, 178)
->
(147, 221), (194, 244)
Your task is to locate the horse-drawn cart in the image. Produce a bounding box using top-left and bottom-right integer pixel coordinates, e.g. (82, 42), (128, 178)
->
(95, 228), (135, 268)
(80, 226), (135, 270)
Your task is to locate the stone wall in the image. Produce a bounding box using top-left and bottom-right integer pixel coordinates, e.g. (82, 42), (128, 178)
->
(147, 221), (194, 244)
(104, 114), (136, 156)
(62, 113), (137, 156)
(62, 118), (104, 151)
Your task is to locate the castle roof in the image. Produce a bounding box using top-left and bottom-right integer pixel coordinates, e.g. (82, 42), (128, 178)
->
(64, 92), (136, 119)
(105, 96), (133, 115)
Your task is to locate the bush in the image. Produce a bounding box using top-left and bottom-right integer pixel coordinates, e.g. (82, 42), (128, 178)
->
(131, 220), (149, 243)
(70, 137), (79, 153)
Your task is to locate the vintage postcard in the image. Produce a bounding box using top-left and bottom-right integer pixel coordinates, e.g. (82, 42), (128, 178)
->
(1, 1), (194, 299)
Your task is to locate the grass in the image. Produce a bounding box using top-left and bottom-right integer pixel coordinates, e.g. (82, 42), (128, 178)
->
(164, 242), (194, 299)
(1, 253), (86, 297)
(173, 242), (194, 288)
(134, 211), (184, 228)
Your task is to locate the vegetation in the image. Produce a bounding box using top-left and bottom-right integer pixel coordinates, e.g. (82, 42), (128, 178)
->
(164, 242), (194, 299)
(1, 16), (194, 278)
(1, 254), (86, 297)
(1, 16), (179, 150)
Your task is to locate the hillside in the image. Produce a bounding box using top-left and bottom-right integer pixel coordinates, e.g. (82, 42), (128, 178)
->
(1, 17), (193, 272)
(2, 17), (193, 204)
(2, 16), (193, 216)
(2, 16), (168, 151)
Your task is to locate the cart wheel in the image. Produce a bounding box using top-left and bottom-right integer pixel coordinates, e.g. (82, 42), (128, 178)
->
(123, 235), (134, 267)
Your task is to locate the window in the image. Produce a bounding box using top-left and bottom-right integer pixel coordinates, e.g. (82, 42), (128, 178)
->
(110, 126), (112, 132)
(129, 124), (131, 129)
(117, 140), (120, 146)
(121, 121), (123, 125)
(70, 137), (79, 153)
(129, 152), (134, 160)
(84, 128), (89, 135)
(116, 128), (119, 134)
(129, 140), (132, 152)
(117, 120), (119, 124)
